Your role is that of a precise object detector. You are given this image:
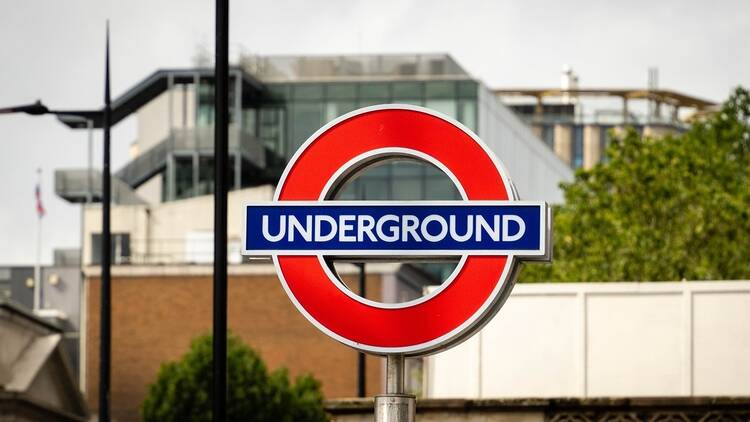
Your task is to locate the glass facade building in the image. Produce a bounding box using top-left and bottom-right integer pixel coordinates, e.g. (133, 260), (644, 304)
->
(258, 79), (478, 200)
(60, 54), (573, 271)
(158, 73), (477, 202)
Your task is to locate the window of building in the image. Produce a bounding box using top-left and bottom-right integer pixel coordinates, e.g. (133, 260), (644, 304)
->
(355, 175), (390, 199)
(91, 233), (131, 265)
(292, 84), (324, 100)
(194, 154), (236, 195)
(391, 161), (424, 200)
(542, 125), (555, 148)
(266, 84), (289, 101)
(600, 126), (613, 163)
(290, 102), (324, 153)
(393, 98), (423, 107)
(572, 125), (584, 169)
(335, 179), (359, 200)
(197, 84), (215, 127)
(424, 164), (460, 199)
(392, 82), (422, 98)
(458, 99), (477, 132)
(357, 165), (390, 199)
(457, 80), (478, 99)
(175, 156), (194, 199)
(359, 83), (390, 100)
(334, 159), (459, 201)
(259, 107), (285, 158)
(325, 100), (357, 122)
(196, 79), (240, 126)
(198, 155), (214, 195)
(326, 83), (357, 99)
(241, 108), (257, 135)
(425, 81), (456, 98)
(425, 99), (457, 120)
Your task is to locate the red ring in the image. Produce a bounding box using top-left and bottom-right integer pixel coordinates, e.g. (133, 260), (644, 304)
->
(276, 108), (511, 353)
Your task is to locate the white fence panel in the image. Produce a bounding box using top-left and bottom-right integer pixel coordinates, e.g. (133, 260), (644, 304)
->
(424, 281), (750, 398)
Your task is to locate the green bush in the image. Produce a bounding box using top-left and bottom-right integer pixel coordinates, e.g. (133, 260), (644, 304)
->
(142, 333), (328, 422)
(522, 87), (750, 282)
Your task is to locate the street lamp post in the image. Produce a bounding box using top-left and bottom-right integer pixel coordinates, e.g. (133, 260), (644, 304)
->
(0, 24), (114, 421)
(0, 102), (108, 416)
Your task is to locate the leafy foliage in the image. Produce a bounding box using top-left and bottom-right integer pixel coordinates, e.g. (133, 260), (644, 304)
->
(142, 333), (328, 422)
(522, 87), (750, 282)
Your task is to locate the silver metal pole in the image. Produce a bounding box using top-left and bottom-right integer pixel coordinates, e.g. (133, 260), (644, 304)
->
(80, 117), (93, 391)
(34, 168), (42, 311)
(374, 355), (415, 422)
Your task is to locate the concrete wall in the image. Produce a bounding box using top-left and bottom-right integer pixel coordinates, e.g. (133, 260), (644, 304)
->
(133, 85), (196, 205)
(425, 281), (750, 398)
(553, 124), (572, 166)
(82, 185), (275, 265)
(134, 86), (195, 156)
(478, 86), (573, 203)
(583, 125), (601, 169)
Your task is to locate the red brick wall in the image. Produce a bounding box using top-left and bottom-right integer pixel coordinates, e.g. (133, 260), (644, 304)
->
(85, 272), (383, 422)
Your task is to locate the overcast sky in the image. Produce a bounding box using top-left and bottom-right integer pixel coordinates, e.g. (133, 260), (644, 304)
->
(1, 0), (748, 265)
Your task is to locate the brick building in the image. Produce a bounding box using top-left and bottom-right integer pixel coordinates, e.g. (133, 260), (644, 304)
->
(83, 265), (391, 422)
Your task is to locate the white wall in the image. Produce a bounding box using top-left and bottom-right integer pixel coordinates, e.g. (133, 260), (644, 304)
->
(82, 185), (274, 265)
(425, 281), (750, 398)
(135, 86), (195, 155)
(478, 85), (573, 203)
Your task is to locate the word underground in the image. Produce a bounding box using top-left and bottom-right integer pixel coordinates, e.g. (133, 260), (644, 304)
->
(263, 213), (525, 243)
(244, 203), (545, 254)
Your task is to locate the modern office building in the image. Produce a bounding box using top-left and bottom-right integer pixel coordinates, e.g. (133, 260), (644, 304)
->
(496, 66), (716, 169)
(52, 53), (577, 421)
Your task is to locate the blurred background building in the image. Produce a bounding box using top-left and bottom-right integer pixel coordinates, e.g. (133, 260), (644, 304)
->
(496, 66), (715, 169)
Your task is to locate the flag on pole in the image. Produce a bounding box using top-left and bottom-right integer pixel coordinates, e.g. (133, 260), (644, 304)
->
(35, 182), (45, 218)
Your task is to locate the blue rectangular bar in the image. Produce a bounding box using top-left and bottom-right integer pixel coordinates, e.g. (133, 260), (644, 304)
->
(243, 201), (548, 257)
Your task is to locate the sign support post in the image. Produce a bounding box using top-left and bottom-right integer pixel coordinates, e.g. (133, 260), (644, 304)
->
(375, 355), (415, 422)
(212, 0), (229, 420)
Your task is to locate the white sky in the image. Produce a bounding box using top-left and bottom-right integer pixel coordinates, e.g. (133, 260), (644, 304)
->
(0, 0), (748, 265)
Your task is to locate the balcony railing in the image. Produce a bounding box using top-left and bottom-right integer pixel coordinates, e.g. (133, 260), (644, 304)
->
(87, 237), (245, 266)
(54, 169), (146, 205)
(116, 125), (266, 189)
(516, 111), (688, 128)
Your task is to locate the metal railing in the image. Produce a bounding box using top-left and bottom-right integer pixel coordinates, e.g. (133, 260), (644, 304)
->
(116, 125), (266, 189)
(54, 169), (146, 205)
(241, 53), (470, 82)
(88, 237), (245, 266)
(516, 111), (688, 128)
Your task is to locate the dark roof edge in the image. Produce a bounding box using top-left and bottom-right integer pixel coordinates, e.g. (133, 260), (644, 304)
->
(0, 301), (63, 333)
(56, 66), (263, 129)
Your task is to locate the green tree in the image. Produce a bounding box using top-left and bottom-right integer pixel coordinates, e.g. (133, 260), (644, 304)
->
(522, 87), (750, 282)
(142, 333), (328, 422)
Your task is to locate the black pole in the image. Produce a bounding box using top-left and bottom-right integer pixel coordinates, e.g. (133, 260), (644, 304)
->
(357, 263), (366, 397)
(213, 0), (229, 420)
(99, 21), (112, 422)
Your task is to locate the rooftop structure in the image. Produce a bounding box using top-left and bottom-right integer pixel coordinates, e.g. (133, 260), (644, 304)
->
(240, 53), (471, 82)
(495, 67), (717, 169)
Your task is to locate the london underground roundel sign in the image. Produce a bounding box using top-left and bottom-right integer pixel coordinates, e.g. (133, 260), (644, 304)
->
(242, 105), (551, 356)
